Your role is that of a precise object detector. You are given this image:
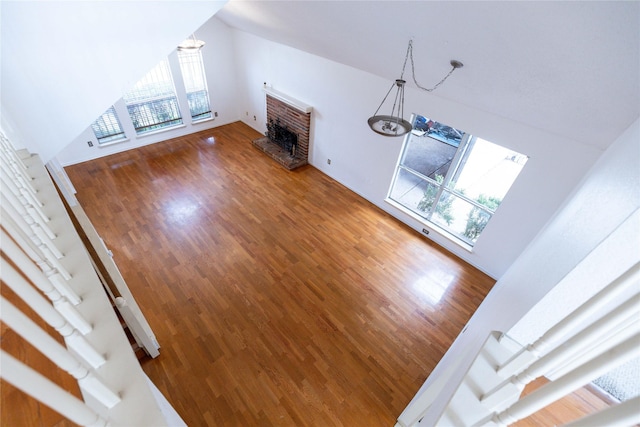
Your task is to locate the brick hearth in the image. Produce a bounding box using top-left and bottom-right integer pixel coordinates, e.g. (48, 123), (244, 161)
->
(252, 93), (311, 170)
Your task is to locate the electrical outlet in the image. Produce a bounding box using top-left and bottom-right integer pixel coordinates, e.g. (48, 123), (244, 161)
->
(87, 141), (93, 147)
(246, 111), (249, 116)
(422, 228), (430, 235)
(214, 112), (218, 117)
(327, 159), (331, 165)
(253, 115), (257, 121)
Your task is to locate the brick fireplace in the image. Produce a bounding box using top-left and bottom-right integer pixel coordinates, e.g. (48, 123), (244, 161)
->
(252, 89), (312, 170)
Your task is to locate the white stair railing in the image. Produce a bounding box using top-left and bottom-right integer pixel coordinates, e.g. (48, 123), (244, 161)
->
(497, 263), (640, 378)
(1, 223), (80, 304)
(0, 131), (172, 426)
(481, 291), (640, 411)
(1, 187), (60, 250)
(1, 297), (120, 407)
(398, 262), (640, 427)
(485, 332), (640, 426)
(1, 255), (92, 333)
(0, 351), (109, 427)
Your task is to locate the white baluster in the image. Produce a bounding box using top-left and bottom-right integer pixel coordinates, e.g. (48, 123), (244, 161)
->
(0, 152), (33, 183)
(488, 332), (640, 426)
(0, 152), (40, 201)
(0, 161), (24, 198)
(1, 297), (121, 408)
(1, 163), (48, 221)
(481, 294), (640, 408)
(498, 262), (640, 375)
(0, 256), (105, 368)
(561, 395), (640, 427)
(1, 224), (80, 304)
(0, 351), (108, 427)
(1, 228), (82, 306)
(0, 135), (33, 180)
(546, 311), (639, 380)
(0, 256), (91, 334)
(1, 200), (68, 273)
(1, 186), (57, 244)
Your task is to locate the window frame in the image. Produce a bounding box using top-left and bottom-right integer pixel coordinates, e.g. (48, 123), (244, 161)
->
(177, 49), (212, 123)
(122, 58), (184, 135)
(387, 114), (519, 248)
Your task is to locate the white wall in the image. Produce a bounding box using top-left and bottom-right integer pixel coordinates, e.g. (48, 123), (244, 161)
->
(402, 117), (640, 424)
(0, 1), (227, 163)
(231, 30), (603, 279)
(56, 17), (239, 166)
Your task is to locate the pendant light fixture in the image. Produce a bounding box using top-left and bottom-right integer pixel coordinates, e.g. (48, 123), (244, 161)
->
(368, 40), (463, 137)
(177, 34), (205, 52)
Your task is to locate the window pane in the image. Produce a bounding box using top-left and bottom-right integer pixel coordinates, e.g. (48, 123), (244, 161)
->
(91, 106), (126, 144)
(389, 168), (440, 219)
(413, 115), (464, 147)
(450, 138), (528, 207)
(403, 120), (459, 180)
(123, 59), (183, 134)
(126, 98), (182, 134)
(431, 191), (493, 244)
(178, 50), (212, 121)
(187, 90), (211, 121)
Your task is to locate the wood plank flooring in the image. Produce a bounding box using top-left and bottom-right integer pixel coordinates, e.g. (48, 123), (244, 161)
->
(59, 121), (611, 426)
(64, 122), (494, 426)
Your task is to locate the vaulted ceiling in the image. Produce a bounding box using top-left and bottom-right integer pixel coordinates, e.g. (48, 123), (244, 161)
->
(216, 1), (639, 151)
(1, 1), (637, 162)
(0, 1), (227, 162)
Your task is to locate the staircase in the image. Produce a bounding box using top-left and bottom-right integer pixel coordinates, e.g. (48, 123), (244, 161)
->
(396, 263), (640, 427)
(0, 131), (180, 426)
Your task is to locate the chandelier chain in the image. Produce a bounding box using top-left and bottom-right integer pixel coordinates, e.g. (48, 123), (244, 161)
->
(400, 40), (458, 92)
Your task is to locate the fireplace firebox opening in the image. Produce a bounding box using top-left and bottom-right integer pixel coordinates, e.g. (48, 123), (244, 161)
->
(266, 119), (298, 157)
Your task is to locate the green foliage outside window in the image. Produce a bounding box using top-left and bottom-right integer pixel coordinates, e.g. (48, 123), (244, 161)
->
(417, 175), (455, 225)
(464, 195), (502, 240)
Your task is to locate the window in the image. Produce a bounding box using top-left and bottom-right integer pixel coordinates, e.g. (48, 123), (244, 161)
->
(123, 58), (182, 134)
(388, 115), (528, 247)
(91, 106), (126, 144)
(177, 50), (212, 122)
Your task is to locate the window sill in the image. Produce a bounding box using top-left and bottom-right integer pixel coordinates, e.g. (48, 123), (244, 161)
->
(384, 198), (474, 253)
(98, 138), (129, 148)
(136, 124), (186, 138)
(192, 117), (214, 125)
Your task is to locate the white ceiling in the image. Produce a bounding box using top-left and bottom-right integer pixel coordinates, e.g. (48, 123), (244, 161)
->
(216, 1), (639, 150)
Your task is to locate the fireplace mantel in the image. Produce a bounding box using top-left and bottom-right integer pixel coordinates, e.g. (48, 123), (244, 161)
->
(263, 87), (313, 113)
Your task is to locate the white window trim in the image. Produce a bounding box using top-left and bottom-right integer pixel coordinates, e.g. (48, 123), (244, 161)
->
(384, 197), (474, 252)
(191, 116), (214, 125)
(135, 124), (186, 139)
(98, 138), (130, 148)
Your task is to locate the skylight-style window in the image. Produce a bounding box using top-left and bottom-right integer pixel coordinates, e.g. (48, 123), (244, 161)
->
(123, 59), (183, 134)
(177, 50), (212, 122)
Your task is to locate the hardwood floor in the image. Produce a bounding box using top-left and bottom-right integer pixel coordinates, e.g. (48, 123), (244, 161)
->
(1, 121), (614, 426)
(62, 121), (494, 425)
(62, 122), (615, 426)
